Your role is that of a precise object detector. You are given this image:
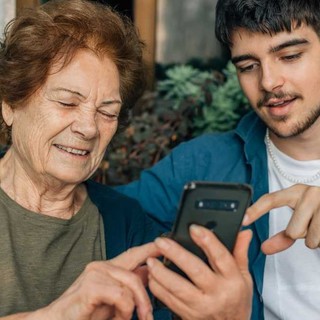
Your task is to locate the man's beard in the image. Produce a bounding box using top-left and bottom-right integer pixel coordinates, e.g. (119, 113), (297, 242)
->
(256, 90), (320, 138)
(267, 104), (320, 138)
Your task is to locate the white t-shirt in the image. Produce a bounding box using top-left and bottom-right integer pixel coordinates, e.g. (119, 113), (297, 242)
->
(263, 138), (320, 319)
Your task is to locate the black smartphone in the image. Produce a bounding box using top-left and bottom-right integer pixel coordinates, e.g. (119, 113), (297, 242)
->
(164, 181), (252, 277)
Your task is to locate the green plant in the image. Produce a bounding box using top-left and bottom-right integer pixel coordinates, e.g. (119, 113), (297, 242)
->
(199, 61), (250, 132)
(157, 65), (217, 110)
(158, 61), (250, 135)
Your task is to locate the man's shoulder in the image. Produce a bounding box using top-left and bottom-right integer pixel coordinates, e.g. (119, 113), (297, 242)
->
(174, 130), (243, 158)
(176, 112), (263, 152)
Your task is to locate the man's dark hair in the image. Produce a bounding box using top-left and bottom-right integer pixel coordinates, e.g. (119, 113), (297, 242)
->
(215, 0), (320, 47)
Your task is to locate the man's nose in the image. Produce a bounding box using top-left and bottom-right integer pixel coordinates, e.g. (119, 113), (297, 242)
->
(260, 63), (284, 92)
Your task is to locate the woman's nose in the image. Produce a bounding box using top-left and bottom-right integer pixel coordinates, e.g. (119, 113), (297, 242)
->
(71, 110), (98, 140)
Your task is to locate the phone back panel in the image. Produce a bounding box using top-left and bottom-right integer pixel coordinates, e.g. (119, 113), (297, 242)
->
(171, 181), (252, 261)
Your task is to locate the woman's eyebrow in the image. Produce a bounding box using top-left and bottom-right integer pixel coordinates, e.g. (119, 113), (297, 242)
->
(52, 87), (85, 98)
(101, 99), (122, 106)
(52, 87), (122, 105)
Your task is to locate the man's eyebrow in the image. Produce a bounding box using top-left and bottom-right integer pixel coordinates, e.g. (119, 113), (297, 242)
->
(269, 38), (309, 53)
(231, 39), (310, 65)
(231, 54), (256, 65)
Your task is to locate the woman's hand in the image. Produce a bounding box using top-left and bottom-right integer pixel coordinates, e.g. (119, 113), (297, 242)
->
(147, 226), (253, 320)
(243, 184), (320, 254)
(32, 243), (159, 320)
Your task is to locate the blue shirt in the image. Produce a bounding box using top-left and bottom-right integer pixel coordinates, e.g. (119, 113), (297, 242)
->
(116, 111), (270, 320)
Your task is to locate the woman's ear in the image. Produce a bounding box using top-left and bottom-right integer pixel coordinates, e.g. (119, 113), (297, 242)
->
(1, 101), (14, 126)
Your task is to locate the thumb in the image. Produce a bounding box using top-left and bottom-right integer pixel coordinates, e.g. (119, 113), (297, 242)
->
(262, 230), (295, 255)
(110, 242), (161, 271)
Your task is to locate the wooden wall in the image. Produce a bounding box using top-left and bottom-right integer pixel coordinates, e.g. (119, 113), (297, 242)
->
(156, 0), (222, 64)
(134, 0), (157, 89)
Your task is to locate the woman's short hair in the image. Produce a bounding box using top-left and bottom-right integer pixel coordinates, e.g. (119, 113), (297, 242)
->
(0, 0), (146, 138)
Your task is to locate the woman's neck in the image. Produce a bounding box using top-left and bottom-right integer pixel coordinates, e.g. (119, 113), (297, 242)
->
(0, 150), (87, 219)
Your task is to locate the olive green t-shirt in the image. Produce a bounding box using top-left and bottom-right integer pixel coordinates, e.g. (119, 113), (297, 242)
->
(0, 187), (106, 316)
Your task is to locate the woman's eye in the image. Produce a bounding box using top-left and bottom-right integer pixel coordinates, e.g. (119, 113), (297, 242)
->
(58, 101), (77, 107)
(99, 111), (119, 120)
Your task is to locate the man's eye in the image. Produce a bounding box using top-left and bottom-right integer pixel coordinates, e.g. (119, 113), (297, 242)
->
(281, 53), (302, 61)
(237, 63), (258, 73)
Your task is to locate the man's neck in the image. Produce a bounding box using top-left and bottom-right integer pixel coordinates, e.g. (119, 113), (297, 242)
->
(269, 125), (320, 161)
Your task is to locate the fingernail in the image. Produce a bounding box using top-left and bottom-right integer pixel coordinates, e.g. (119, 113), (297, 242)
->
(146, 257), (154, 268)
(190, 224), (205, 238)
(155, 237), (170, 250)
(242, 214), (249, 225)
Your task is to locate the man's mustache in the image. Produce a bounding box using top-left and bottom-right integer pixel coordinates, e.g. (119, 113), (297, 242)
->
(257, 91), (302, 108)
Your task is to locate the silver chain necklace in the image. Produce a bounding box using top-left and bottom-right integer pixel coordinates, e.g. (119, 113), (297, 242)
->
(265, 129), (320, 184)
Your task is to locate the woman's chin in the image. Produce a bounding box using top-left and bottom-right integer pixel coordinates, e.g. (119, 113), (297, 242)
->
(47, 170), (90, 186)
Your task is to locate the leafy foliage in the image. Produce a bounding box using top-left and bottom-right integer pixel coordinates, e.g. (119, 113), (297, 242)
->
(157, 65), (216, 110)
(158, 61), (250, 135)
(96, 61), (250, 185)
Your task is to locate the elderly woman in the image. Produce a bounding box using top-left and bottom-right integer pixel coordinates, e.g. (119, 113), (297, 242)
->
(0, 0), (253, 319)
(0, 0), (165, 319)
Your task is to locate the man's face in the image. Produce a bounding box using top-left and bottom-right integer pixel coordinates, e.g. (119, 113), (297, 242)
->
(230, 24), (320, 138)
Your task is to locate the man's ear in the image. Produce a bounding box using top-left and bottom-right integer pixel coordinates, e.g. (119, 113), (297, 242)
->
(1, 101), (14, 126)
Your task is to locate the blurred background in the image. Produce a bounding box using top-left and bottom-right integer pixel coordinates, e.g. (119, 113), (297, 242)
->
(0, 0), (249, 185)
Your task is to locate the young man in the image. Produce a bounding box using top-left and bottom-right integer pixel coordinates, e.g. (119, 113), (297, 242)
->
(117, 0), (320, 319)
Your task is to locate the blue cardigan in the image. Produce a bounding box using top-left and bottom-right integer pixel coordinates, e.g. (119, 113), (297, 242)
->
(116, 111), (270, 320)
(86, 179), (172, 319)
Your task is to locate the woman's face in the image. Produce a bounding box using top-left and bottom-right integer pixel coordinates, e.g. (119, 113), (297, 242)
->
(5, 49), (121, 185)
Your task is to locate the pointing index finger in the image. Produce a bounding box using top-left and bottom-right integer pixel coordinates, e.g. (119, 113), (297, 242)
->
(243, 186), (302, 226)
(111, 242), (161, 271)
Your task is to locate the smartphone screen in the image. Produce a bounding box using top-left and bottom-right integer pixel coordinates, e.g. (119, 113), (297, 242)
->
(164, 181), (252, 277)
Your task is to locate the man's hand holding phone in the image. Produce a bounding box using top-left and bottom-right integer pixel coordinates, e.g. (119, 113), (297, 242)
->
(147, 226), (253, 320)
(146, 182), (253, 320)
